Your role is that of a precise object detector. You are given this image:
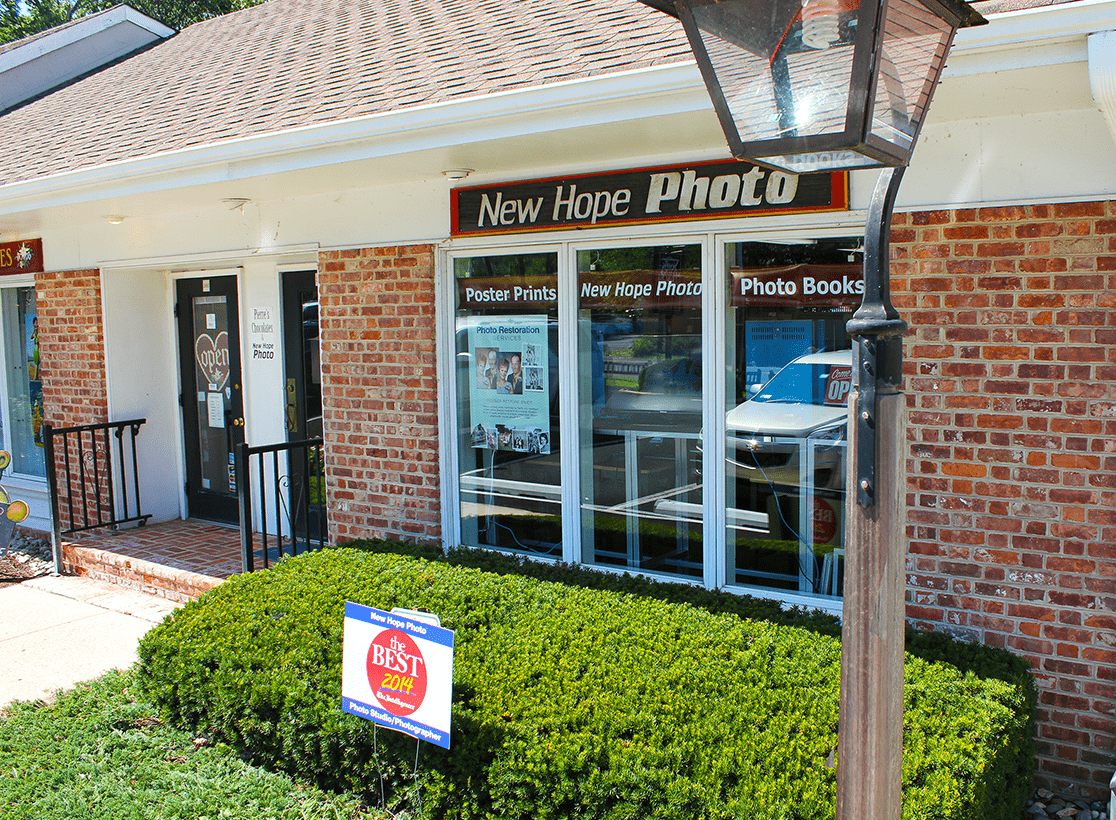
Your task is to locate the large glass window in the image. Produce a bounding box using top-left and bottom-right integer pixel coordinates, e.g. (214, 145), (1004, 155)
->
(724, 240), (861, 598)
(454, 252), (561, 558)
(447, 233), (861, 607)
(577, 244), (704, 579)
(2, 287), (45, 478)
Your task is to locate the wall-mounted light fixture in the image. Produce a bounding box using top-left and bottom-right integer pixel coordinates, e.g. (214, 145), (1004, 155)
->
(442, 169), (474, 180)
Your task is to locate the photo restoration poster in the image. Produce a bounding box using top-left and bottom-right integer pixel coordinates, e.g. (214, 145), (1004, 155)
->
(469, 316), (551, 454)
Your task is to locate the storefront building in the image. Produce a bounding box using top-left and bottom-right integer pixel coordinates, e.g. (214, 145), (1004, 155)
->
(1, 0), (1114, 797)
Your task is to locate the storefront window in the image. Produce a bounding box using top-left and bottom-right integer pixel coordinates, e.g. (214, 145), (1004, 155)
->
(577, 244), (704, 579)
(724, 240), (861, 597)
(447, 234), (860, 606)
(1, 287), (46, 478)
(454, 252), (561, 557)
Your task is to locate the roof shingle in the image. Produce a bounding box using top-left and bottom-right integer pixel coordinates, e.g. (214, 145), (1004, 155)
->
(0, 0), (690, 187)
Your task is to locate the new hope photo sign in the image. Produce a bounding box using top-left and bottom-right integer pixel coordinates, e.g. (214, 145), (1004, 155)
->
(341, 602), (455, 749)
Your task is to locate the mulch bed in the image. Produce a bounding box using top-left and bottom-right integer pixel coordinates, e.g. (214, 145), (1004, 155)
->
(0, 554), (45, 582)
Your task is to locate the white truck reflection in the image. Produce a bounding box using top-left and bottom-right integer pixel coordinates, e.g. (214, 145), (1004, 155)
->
(726, 350), (852, 491)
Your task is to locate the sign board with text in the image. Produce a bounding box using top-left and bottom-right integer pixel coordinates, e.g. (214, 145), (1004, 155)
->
(0, 239), (44, 275)
(457, 263), (864, 314)
(451, 161), (847, 236)
(341, 602), (455, 749)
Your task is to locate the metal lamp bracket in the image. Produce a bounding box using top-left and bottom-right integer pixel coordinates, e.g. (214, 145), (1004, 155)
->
(847, 166), (907, 507)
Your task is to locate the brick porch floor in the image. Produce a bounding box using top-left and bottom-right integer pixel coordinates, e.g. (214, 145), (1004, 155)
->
(59, 519), (308, 603)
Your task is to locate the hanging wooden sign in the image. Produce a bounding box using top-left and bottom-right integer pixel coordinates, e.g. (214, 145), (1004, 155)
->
(0, 239), (44, 275)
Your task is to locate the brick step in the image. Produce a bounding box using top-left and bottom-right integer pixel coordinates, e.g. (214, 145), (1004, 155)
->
(61, 540), (223, 603)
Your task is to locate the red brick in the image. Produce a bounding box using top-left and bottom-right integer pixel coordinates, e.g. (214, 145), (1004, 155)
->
(895, 200), (1116, 797)
(318, 245), (440, 544)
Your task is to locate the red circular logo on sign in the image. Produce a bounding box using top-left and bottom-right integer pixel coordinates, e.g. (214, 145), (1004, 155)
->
(366, 629), (428, 717)
(812, 497), (838, 544)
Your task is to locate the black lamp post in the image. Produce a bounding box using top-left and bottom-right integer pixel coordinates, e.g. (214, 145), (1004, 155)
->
(631, 1), (985, 818)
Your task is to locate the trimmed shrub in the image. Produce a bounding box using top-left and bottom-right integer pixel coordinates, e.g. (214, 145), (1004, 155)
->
(137, 549), (1033, 820)
(346, 539), (1037, 692)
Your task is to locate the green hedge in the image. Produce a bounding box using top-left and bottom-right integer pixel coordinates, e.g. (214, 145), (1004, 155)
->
(137, 549), (1033, 820)
(347, 539), (1036, 691)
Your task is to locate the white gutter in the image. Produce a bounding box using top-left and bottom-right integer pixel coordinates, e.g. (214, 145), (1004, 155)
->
(1088, 29), (1116, 147)
(1, 0), (1116, 217)
(944, 0), (1116, 75)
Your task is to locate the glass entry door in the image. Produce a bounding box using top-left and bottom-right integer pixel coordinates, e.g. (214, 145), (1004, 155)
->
(281, 270), (324, 540)
(177, 276), (244, 524)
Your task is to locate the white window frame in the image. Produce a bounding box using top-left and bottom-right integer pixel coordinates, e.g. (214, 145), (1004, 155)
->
(438, 213), (868, 615)
(0, 275), (47, 485)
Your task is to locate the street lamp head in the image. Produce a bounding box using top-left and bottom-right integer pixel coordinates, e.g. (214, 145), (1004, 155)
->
(640, 0), (985, 172)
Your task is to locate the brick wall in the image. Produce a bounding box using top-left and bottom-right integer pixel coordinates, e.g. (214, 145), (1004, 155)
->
(36, 269), (108, 428)
(36, 269), (110, 530)
(317, 245), (440, 544)
(891, 201), (1116, 797)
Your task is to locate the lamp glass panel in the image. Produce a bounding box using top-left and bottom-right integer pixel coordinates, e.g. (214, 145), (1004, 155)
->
(753, 149), (877, 173)
(868, 0), (953, 152)
(689, 0), (859, 144)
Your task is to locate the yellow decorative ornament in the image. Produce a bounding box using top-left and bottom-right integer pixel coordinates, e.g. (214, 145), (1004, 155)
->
(0, 449), (29, 552)
(5, 500), (28, 523)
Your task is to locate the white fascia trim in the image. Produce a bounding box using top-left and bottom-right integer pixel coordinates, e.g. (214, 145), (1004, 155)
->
(0, 61), (709, 215)
(944, 0), (1116, 75)
(0, 5), (174, 72)
(3, 0), (1115, 216)
(1089, 30), (1116, 147)
(99, 242), (322, 272)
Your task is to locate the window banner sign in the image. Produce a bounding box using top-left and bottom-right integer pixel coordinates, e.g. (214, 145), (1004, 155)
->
(732, 264), (864, 310)
(579, 269), (702, 311)
(341, 602), (455, 749)
(457, 264), (865, 312)
(451, 160), (847, 236)
(0, 239), (44, 275)
(468, 316), (551, 454)
(458, 275), (557, 311)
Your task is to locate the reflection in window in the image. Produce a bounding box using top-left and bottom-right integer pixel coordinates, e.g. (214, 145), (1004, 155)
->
(578, 245), (703, 579)
(454, 253), (561, 558)
(2, 287), (45, 478)
(725, 240), (861, 598)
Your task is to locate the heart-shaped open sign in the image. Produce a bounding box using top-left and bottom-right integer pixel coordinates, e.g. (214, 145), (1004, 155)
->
(195, 331), (230, 391)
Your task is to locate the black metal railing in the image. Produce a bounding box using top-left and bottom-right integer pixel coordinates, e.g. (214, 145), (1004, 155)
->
(236, 438), (326, 572)
(44, 418), (152, 572)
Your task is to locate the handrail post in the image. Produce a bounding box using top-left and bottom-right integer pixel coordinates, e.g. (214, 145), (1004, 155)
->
(43, 424), (64, 576)
(114, 425), (129, 522)
(130, 422), (145, 523)
(316, 442), (327, 549)
(236, 441), (253, 573)
(99, 428), (114, 528)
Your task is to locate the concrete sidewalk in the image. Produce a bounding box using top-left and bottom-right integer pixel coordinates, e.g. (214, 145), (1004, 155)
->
(0, 575), (181, 708)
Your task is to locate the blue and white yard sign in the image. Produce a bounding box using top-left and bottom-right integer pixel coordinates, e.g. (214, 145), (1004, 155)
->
(341, 602), (455, 749)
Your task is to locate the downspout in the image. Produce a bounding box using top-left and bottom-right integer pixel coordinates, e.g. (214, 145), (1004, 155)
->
(1088, 30), (1116, 146)
(1091, 29), (1116, 818)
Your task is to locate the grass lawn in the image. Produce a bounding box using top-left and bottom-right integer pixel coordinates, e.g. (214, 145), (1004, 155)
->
(0, 669), (389, 820)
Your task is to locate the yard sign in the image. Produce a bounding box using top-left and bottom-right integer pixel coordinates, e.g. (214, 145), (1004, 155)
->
(341, 602), (455, 749)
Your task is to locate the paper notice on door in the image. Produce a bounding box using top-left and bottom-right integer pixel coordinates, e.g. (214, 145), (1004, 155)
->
(207, 392), (225, 428)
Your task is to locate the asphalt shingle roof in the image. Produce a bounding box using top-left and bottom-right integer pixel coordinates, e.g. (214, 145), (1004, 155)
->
(0, 0), (690, 188)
